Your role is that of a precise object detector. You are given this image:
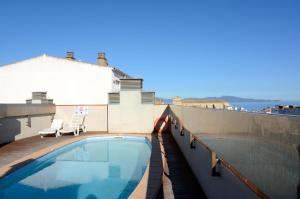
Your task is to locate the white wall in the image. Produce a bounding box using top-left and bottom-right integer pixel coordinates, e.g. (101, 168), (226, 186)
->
(0, 104), (55, 144)
(0, 55), (118, 105)
(108, 90), (167, 133)
(55, 105), (107, 132)
(0, 115), (53, 144)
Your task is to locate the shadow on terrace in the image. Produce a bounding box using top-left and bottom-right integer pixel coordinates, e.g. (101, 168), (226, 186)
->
(149, 105), (206, 199)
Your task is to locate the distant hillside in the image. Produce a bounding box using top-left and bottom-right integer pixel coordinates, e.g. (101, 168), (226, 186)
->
(156, 96), (279, 103)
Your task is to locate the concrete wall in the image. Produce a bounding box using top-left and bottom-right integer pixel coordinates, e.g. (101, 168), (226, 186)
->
(170, 124), (260, 199)
(108, 90), (167, 133)
(0, 104), (55, 118)
(169, 105), (300, 198)
(0, 105), (6, 118)
(170, 105), (300, 144)
(55, 105), (108, 132)
(0, 102), (166, 144)
(55, 102), (167, 134)
(0, 104), (55, 144)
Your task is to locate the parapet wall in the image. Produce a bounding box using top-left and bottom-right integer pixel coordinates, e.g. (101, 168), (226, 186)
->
(55, 105), (108, 132)
(170, 124), (261, 199)
(2, 103), (299, 145)
(55, 104), (168, 134)
(0, 104), (55, 145)
(108, 103), (168, 133)
(170, 105), (300, 144)
(0, 102), (167, 145)
(169, 105), (300, 198)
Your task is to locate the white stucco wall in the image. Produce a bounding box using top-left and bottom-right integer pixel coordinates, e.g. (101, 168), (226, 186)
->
(0, 104), (55, 144)
(55, 105), (108, 132)
(108, 89), (167, 133)
(0, 55), (124, 105)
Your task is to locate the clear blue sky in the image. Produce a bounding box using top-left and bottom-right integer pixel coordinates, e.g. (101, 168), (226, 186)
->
(1, 0), (299, 100)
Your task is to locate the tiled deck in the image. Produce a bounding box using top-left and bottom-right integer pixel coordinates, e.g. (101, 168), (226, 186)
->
(0, 132), (105, 168)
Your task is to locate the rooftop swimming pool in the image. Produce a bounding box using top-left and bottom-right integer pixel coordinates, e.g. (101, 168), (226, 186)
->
(0, 136), (151, 199)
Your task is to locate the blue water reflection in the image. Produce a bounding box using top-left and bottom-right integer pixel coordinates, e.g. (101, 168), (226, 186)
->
(0, 137), (151, 199)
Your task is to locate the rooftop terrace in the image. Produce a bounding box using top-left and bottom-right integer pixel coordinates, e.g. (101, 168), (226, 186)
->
(0, 79), (299, 199)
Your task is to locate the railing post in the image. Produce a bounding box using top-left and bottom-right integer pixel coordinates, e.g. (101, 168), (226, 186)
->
(180, 127), (185, 136)
(174, 118), (178, 129)
(211, 151), (220, 177)
(190, 137), (196, 149)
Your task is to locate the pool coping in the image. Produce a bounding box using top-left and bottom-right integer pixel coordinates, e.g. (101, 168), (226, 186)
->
(129, 134), (166, 199)
(0, 133), (165, 199)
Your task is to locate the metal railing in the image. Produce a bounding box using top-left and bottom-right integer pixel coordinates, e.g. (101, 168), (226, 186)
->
(171, 116), (269, 199)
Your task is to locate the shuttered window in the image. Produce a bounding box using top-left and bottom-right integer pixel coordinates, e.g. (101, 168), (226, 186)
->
(120, 79), (142, 90)
(141, 92), (155, 104)
(32, 92), (47, 99)
(109, 93), (120, 104)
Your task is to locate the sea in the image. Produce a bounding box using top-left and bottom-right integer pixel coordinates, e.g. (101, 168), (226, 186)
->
(230, 101), (300, 112)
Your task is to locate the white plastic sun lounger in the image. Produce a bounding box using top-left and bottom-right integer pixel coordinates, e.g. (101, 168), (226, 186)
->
(58, 114), (86, 136)
(39, 119), (63, 138)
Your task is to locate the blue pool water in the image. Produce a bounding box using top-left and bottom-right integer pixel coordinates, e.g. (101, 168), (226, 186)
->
(0, 136), (151, 199)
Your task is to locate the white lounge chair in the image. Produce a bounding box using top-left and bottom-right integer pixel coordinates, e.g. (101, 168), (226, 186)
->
(58, 114), (86, 136)
(39, 119), (63, 138)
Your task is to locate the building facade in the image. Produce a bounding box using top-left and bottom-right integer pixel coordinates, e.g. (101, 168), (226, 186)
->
(172, 96), (230, 109)
(0, 52), (130, 105)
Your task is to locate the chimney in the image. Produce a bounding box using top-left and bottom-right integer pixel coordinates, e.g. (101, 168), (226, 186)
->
(97, 52), (108, 66)
(66, 52), (75, 60)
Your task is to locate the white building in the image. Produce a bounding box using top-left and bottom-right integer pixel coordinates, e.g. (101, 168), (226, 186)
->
(0, 52), (131, 105)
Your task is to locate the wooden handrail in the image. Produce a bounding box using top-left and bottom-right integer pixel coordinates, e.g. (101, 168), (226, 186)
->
(190, 134), (269, 199)
(220, 158), (269, 199)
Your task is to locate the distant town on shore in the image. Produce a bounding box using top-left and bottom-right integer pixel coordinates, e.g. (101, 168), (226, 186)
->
(156, 96), (280, 104)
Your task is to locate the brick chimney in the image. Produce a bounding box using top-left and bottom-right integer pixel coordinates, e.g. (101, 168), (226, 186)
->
(97, 52), (108, 66)
(66, 52), (75, 60)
